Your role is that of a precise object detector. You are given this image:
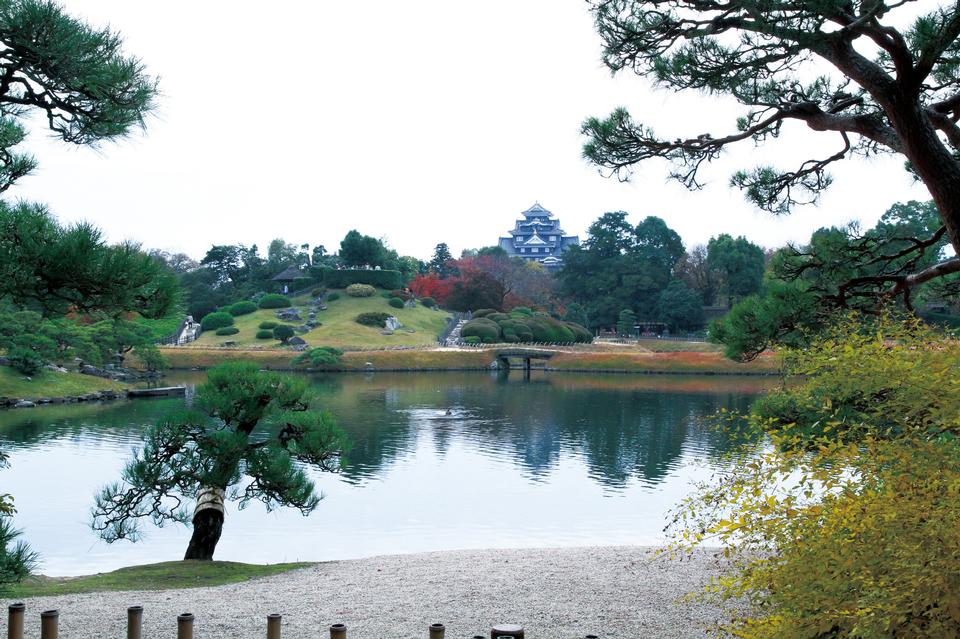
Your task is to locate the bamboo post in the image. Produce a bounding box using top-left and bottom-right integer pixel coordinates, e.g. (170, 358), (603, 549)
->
(267, 613), (281, 639)
(491, 624), (524, 639)
(7, 603), (24, 639)
(177, 613), (194, 639)
(127, 606), (143, 639)
(39, 610), (58, 639)
(428, 623), (445, 639)
(329, 623), (347, 638)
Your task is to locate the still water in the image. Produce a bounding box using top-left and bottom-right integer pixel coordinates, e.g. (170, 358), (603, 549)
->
(0, 371), (772, 576)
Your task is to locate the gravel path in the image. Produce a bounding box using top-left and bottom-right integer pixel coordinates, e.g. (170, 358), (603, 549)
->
(8, 546), (730, 638)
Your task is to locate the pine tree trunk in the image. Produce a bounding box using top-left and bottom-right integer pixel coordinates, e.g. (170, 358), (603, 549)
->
(183, 487), (225, 561)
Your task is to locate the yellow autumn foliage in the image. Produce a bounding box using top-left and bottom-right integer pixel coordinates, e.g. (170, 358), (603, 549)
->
(669, 314), (960, 638)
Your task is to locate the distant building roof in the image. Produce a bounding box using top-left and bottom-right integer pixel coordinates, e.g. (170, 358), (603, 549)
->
(524, 231), (548, 245)
(522, 202), (553, 218)
(271, 266), (303, 282)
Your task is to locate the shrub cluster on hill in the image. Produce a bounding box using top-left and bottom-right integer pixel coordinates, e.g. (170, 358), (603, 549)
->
(273, 325), (295, 342)
(258, 294), (291, 309)
(200, 312), (234, 331)
(420, 296), (436, 308)
(258, 321), (278, 330)
(326, 292), (340, 302)
(388, 297), (405, 309)
(215, 327), (239, 336)
(346, 284), (376, 297)
(227, 301), (258, 316)
(291, 346), (344, 368)
(355, 312), (391, 328)
(255, 330), (274, 340)
(461, 310), (592, 344)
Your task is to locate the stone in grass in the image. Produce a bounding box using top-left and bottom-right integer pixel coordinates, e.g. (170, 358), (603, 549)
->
(14, 400), (35, 408)
(287, 336), (308, 347)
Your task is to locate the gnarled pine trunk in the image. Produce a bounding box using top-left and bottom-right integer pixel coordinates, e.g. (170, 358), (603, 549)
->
(184, 487), (225, 560)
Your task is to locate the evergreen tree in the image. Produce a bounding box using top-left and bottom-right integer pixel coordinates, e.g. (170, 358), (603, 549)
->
(92, 363), (349, 560)
(428, 243), (456, 278)
(616, 308), (637, 336)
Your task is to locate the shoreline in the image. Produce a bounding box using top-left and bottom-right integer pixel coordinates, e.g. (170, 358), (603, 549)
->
(10, 546), (730, 638)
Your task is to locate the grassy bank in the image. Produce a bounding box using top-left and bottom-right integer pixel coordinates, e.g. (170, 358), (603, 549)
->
(192, 293), (451, 350)
(0, 367), (129, 400)
(5, 561), (313, 597)
(160, 345), (777, 375)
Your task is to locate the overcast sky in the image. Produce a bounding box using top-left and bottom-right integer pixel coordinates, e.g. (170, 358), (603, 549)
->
(6, 1), (931, 261)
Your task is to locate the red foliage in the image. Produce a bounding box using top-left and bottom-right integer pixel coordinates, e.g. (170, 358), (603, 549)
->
(408, 273), (455, 304)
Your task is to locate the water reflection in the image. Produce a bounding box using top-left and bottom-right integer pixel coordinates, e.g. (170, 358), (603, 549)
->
(0, 371), (772, 575)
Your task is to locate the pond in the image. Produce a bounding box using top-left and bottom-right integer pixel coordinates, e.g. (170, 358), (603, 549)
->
(0, 371), (773, 576)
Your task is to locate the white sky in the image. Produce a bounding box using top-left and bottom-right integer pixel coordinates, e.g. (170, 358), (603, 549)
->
(6, 0), (932, 260)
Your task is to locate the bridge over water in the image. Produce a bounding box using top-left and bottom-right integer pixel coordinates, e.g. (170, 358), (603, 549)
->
(494, 348), (556, 373)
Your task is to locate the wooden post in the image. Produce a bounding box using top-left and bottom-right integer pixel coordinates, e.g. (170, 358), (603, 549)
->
(428, 623), (445, 639)
(491, 624), (524, 638)
(329, 623), (347, 639)
(39, 610), (58, 639)
(177, 613), (194, 639)
(127, 606), (143, 639)
(7, 603), (24, 639)
(267, 613), (281, 639)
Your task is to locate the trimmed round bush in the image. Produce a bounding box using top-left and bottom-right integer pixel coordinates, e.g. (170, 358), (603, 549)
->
(388, 297), (405, 309)
(565, 322), (593, 343)
(326, 292), (340, 301)
(487, 312), (509, 322)
(420, 296), (436, 308)
(346, 283), (376, 297)
(215, 326), (240, 336)
(461, 318), (501, 343)
(472, 308), (498, 318)
(463, 336), (481, 345)
(355, 312), (391, 328)
(258, 321), (278, 330)
(200, 311), (234, 331)
(258, 294), (292, 309)
(510, 306), (534, 316)
(255, 329), (275, 340)
(8, 346), (43, 376)
(381, 292), (392, 299)
(227, 301), (257, 316)
(292, 346), (344, 367)
(273, 325), (295, 342)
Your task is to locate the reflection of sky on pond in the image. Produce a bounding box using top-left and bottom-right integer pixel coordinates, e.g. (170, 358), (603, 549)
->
(0, 371), (771, 575)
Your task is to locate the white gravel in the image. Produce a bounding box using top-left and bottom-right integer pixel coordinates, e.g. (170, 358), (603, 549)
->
(7, 546), (730, 638)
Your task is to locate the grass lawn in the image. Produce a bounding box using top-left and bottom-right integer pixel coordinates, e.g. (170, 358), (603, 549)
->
(5, 561), (313, 597)
(634, 339), (722, 353)
(190, 293), (451, 350)
(0, 366), (129, 399)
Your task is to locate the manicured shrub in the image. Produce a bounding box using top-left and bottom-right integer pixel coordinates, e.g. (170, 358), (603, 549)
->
(326, 292), (340, 301)
(311, 288), (326, 298)
(255, 330), (275, 340)
(461, 318), (501, 343)
(200, 311), (234, 331)
(292, 346), (344, 368)
(388, 297), (405, 309)
(292, 276), (314, 291)
(565, 322), (593, 343)
(312, 267), (402, 290)
(486, 312), (509, 322)
(472, 309), (497, 318)
(389, 290), (412, 301)
(273, 325), (295, 342)
(346, 283), (376, 297)
(463, 336), (481, 345)
(258, 294), (292, 309)
(227, 300), (258, 316)
(8, 346), (43, 376)
(258, 321), (278, 330)
(510, 306), (533, 316)
(215, 326), (240, 336)
(420, 296), (436, 308)
(355, 312), (391, 328)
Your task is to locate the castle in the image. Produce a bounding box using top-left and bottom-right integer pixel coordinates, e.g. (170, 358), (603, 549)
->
(497, 202), (580, 270)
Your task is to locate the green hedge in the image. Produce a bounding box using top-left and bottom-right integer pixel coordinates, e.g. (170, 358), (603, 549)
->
(388, 297), (405, 309)
(292, 346), (344, 368)
(255, 330), (275, 339)
(311, 267), (402, 290)
(472, 308), (498, 318)
(459, 312), (592, 344)
(227, 301), (258, 316)
(326, 292), (340, 301)
(292, 276), (315, 291)
(215, 326), (240, 336)
(346, 283), (376, 297)
(420, 296), (436, 308)
(258, 321), (278, 330)
(355, 312), (391, 328)
(200, 311), (235, 331)
(258, 294), (292, 309)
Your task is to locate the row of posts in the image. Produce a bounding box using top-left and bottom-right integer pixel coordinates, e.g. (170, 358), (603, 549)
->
(7, 604), (601, 638)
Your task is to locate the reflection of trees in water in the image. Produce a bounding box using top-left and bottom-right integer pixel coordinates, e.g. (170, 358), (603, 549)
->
(323, 374), (760, 489)
(0, 373), (762, 491)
